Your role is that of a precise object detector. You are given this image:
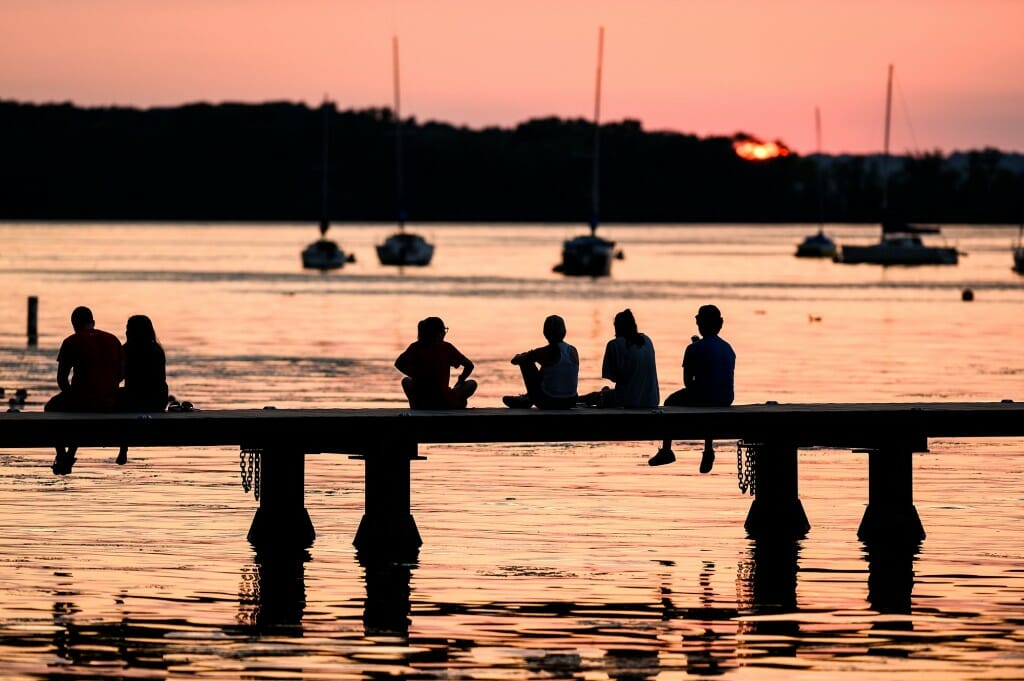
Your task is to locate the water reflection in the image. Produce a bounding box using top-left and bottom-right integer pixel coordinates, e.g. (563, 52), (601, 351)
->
(237, 550), (309, 633)
(359, 552), (416, 637)
(863, 540), (919, 630)
(737, 537), (801, 649)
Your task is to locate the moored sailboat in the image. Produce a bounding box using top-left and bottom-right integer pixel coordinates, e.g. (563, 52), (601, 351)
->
(553, 26), (618, 277)
(835, 65), (957, 266)
(795, 106), (837, 258)
(302, 99), (354, 270)
(377, 36), (434, 267)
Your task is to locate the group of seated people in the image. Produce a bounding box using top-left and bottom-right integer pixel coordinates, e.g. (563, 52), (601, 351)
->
(395, 305), (736, 473)
(44, 302), (734, 476)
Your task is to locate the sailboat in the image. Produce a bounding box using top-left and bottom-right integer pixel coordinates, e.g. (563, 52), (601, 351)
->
(795, 106), (838, 258)
(302, 99), (354, 270)
(835, 65), (958, 266)
(553, 26), (618, 277)
(376, 36), (434, 267)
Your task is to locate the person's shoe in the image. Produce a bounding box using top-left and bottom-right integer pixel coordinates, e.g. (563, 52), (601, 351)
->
(699, 449), (715, 474)
(502, 394), (532, 409)
(648, 448), (676, 466)
(115, 447), (128, 466)
(51, 456), (76, 475)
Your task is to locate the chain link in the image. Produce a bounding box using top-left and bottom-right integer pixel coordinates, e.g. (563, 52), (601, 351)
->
(736, 440), (759, 496)
(239, 447), (262, 501)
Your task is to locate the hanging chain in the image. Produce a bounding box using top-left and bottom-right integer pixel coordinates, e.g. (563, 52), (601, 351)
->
(239, 446), (262, 501)
(736, 440), (759, 496)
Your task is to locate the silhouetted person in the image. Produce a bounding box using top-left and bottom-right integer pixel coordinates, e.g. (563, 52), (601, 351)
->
(503, 314), (579, 410)
(580, 308), (659, 408)
(45, 306), (124, 475)
(114, 314), (169, 465)
(650, 304), (735, 473)
(395, 317), (477, 409)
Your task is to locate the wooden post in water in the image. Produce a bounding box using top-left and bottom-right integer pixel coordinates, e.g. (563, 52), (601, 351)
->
(744, 441), (811, 539)
(247, 448), (315, 552)
(857, 439), (927, 543)
(27, 296), (38, 346)
(353, 438), (423, 559)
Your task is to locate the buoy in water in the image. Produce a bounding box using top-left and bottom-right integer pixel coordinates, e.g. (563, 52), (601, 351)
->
(961, 288), (974, 301)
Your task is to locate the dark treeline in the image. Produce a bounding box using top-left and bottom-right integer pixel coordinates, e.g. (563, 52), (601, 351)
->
(1, 100), (1021, 223)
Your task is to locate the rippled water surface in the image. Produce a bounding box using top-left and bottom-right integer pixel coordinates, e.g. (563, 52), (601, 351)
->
(1, 222), (1023, 679)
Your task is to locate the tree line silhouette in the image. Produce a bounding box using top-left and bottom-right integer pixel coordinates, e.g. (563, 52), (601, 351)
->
(1, 100), (1021, 224)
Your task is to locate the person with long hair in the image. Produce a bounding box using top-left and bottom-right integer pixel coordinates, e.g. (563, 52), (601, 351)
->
(114, 314), (169, 465)
(580, 308), (659, 409)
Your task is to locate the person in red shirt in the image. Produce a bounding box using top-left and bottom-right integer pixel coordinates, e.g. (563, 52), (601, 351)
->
(395, 317), (477, 409)
(45, 306), (124, 474)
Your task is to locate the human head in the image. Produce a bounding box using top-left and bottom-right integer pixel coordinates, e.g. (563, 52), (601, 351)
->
(417, 316), (447, 342)
(125, 314), (157, 344)
(613, 308), (638, 338)
(70, 306), (94, 332)
(695, 304), (724, 336)
(542, 315), (567, 343)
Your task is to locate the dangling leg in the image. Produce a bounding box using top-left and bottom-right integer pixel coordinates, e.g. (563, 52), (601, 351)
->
(116, 445), (128, 466)
(700, 439), (715, 474)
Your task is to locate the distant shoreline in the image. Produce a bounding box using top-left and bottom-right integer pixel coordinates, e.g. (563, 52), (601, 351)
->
(2, 100), (1022, 224)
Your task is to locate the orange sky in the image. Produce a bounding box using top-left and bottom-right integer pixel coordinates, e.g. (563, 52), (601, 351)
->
(2, 0), (1022, 154)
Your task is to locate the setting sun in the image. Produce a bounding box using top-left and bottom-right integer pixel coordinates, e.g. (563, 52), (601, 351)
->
(733, 136), (791, 161)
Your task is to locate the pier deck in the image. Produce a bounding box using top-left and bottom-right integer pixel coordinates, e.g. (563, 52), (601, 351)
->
(2, 401), (1022, 555)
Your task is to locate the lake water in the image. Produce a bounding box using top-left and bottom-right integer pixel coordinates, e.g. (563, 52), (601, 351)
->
(0, 222), (1022, 679)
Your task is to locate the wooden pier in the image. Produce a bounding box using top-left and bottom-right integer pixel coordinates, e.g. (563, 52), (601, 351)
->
(2, 401), (1022, 556)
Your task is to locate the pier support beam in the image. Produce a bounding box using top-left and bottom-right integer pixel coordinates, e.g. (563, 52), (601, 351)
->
(353, 439), (423, 560)
(857, 440), (926, 544)
(247, 448), (315, 552)
(744, 442), (810, 540)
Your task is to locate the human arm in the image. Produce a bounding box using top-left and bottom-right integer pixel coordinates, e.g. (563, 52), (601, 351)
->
(600, 340), (618, 382)
(56, 358), (72, 393)
(511, 344), (558, 367)
(456, 358), (474, 384)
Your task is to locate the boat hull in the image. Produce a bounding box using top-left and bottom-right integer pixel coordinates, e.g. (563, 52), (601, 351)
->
(1013, 248), (1024, 274)
(554, 235), (615, 277)
(302, 239), (347, 270)
(836, 242), (958, 265)
(376, 233), (434, 266)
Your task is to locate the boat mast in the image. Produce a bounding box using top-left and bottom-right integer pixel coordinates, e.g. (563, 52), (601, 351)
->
(393, 35), (406, 233)
(881, 63), (893, 221)
(815, 105), (824, 232)
(589, 26), (604, 236)
(319, 97), (331, 237)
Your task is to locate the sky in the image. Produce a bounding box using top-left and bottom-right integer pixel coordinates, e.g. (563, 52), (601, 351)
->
(2, 0), (1022, 155)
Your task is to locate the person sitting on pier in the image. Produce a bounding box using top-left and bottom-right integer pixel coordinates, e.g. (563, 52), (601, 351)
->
(44, 306), (124, 475)
(580, 308), (660, 409)
(114, 314), (170, 465)
(503, 314), (579, 410)
(650, 304), (735, 473)
(395, 317), (477, 409)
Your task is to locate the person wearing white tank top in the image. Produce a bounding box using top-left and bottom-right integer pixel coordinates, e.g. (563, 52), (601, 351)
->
(504, 315), (579, 410)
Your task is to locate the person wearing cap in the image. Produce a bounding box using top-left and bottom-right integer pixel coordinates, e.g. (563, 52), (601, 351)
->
(44, 306), (125, 475)
(580, 308), (659, 409)
(395, 316), (477, 409)
(503, 314), (579, 410)
(650, 304), (735, 472)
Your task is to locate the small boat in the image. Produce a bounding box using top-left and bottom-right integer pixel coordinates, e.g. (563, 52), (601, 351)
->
(377, 230), (434, 267)
(377, 36), (434, 267)
(554, 229), (616, 276)
(302, 236), (350, 270)
(302, 99), (354, 271)
(835, 65), (958, 267)
(795, 228), (837, 258)
(795, 108), (837, 259)
(836, 224), (958, 266)
(555, 26), (619, 278)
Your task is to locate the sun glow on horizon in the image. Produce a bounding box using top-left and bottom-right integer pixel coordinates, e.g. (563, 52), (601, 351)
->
(733, 136), (791, 161)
